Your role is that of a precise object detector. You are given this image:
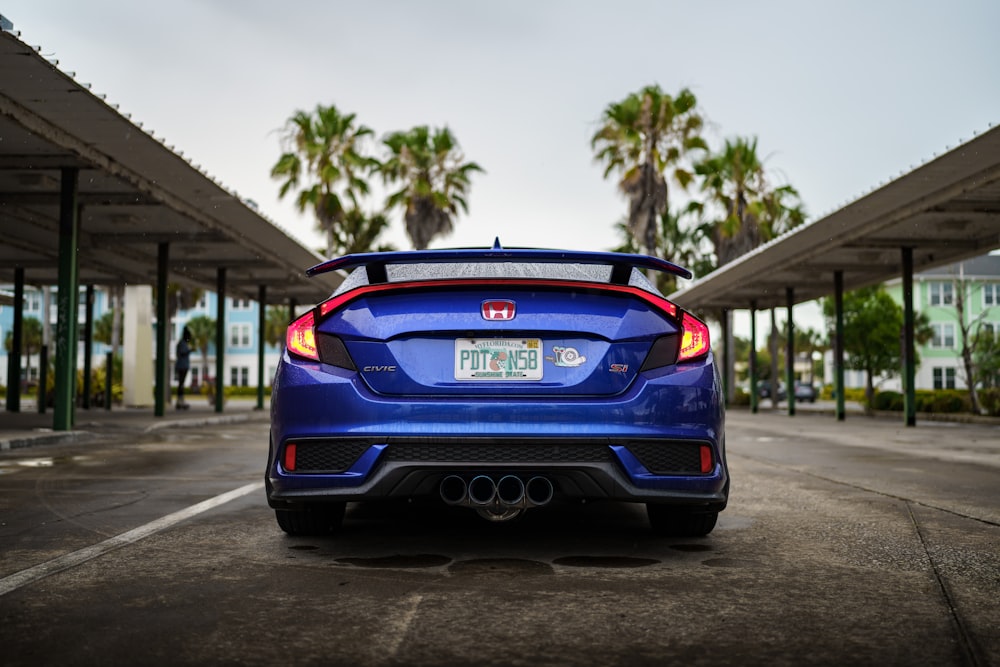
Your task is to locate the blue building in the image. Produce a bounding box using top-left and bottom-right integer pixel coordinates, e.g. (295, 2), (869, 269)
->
(1, 285), (284, 394)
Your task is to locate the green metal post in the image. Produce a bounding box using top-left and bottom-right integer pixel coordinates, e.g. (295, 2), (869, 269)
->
(720, 308), (730, 405)
(834, 271), (846, 421)
(256, 284), (266, 411)
(215, 268), (226, 413)
(749, 301), (758, 414)
(82, 285), (94, 409)
(786, 287), (796, 417)
(154, 243), (169, 417)
(902, 247), (916, 427)
(53, 168), (79, 431)
(105, 351), (113, 411)
(38, 345), (48, 414)
(6, 267), (24, 412)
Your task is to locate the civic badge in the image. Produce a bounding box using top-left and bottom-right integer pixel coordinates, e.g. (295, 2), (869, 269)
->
(481, 300), (516, 321)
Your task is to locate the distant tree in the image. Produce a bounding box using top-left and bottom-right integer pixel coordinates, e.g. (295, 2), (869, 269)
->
(379, 125), (483, 250)
(948, 275), (990, 413)
(973, 327), (1000, 389)
(271, 103), (380, 256)
(822, 287), (931, 409)
(264, 306), (290, 349)
(185, 315), (216, 386)
(4, 316), (43, 384)
(93, 311), (114, 346)
(691, 136), (806, 268)
(611, 208), (711, 293)
(592, 85), (706, 258)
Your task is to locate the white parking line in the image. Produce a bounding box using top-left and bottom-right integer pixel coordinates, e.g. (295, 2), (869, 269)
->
(0, 481), (264, 597)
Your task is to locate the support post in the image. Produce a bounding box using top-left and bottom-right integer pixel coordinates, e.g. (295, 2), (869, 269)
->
(834, 271), (846, 421)
(786, 287), (796, 417)
(902, 247), (916, 427)
(256, 284), (267, 411)
(749, 301), (758, 414)
(720, 308), (731, 405)
(215, 268), (226, 413)
(154, 243), (169, 417)
(105, 351), (113, 411)
(53, 168), (79, 431)
(82, 285), (94, 409)
(6, 267), (24, 412)
(38, 345), (48, 414)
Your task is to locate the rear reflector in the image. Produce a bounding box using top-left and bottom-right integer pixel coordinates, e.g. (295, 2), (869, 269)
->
(700, 445), (713, 474)
(283, 443), (297, 472)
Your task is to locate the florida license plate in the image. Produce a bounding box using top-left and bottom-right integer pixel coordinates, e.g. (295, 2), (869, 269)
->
(454, 338), (543, 380)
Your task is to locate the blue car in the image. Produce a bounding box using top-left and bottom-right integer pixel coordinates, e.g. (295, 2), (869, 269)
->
(266, 242), (728, 537)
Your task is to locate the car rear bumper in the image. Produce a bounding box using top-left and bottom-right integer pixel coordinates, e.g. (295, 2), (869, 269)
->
(268, 355), (727, 510)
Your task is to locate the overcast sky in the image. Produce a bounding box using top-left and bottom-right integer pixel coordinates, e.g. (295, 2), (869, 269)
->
(4, 1), (998, 331)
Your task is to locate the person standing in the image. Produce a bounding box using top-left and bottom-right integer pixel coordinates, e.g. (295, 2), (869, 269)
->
(175, 326), (192, 409)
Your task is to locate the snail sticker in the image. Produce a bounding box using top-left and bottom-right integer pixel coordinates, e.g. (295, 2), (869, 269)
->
(547, 346), (586, 368)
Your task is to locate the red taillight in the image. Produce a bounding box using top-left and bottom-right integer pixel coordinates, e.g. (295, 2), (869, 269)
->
(286, 311), (318, 360)
(283, 443), (297, 472)
(700, 444), (713, 474)
(678, 312), (710, 362)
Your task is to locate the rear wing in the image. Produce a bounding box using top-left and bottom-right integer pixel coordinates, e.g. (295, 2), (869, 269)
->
(306, 239), (693, 285)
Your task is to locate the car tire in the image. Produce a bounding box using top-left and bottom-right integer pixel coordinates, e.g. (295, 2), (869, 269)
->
(646, 504), (718, 537)
(275, 503), (346, 536)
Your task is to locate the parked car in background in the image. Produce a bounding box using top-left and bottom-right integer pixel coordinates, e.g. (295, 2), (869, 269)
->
(266, 243), (729, 538)
(758, 381), (786, 401)
(794, 381), (818, 403)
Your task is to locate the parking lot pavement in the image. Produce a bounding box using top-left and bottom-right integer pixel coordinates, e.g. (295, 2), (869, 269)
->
(1, 410), (998, 666)
(0, 398), (270, 450)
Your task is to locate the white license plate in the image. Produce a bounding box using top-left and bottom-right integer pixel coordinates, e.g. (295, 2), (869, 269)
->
(454, 338), (543, 380)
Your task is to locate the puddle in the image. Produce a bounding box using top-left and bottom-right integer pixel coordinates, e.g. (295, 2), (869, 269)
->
(448, 558), (553, 576)
(553, 556), (660, 568)
(335, 554), (452, 569)
(701, 558), (760, 568)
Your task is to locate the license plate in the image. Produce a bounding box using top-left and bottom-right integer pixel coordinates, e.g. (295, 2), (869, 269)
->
(455, 338), (543, 380)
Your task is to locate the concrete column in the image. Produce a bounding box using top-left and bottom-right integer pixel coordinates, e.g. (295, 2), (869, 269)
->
(154, 243), (169, 417)
(902, 247), (916, 427)
(215, 268), (226, 413)
(749, 301), (758, 414)
(256, 284), (266, 411)
(123, 285), (154, 407)
(834, 271), (846, 421)
(786, 287), (796, 417)
(82, 284), (94, 409)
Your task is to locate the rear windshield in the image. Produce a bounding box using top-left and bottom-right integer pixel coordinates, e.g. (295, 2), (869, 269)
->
(333, 262), (664, 297)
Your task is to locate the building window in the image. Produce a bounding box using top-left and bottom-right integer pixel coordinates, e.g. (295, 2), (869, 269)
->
(196, 294), (208, 311)
(230, 366), (249, 387)
(933, 367), (956, 390)
(929, 281), (953, 306)
(984, 283), (999, 308)
(25, 289), (41, 313)
(930, 323), (955, 349)
(229, 323), (252, 348)
(231, 297), (251, 310)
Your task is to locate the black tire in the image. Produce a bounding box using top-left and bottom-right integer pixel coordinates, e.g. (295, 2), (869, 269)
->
(646, 504), (718, 537)
(275, 503), (346, 536)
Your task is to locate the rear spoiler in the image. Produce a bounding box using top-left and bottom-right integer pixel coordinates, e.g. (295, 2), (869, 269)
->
(306, 239), (693, 285)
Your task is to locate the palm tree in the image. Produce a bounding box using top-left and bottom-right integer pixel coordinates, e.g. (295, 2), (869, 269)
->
(592, 85), (707, 257)
(612, 207), (710, 293)
(692, 136), (806, 268)
(264, 306), (289, 349)
(4, 316), (42, 386)
(185, 315), (216, 388)
(271, 104), (379, 256)
(379, 125), (483, 250)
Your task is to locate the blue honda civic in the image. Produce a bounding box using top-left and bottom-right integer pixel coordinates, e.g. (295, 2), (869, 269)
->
(266, 242), (728, 536)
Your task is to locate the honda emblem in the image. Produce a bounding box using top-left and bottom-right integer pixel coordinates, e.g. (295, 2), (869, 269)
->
(481, 300), (516, 321)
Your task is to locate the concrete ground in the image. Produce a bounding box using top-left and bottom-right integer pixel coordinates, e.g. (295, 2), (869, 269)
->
(0, 404), (997, 666)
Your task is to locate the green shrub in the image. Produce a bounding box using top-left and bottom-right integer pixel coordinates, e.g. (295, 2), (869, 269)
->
(979, 388), (1000, 417)
(872, 391), (903, 411)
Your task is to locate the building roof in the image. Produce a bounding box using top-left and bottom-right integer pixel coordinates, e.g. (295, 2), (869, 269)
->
(669, 126), (1000, 311)
(0, 27), (342, 303)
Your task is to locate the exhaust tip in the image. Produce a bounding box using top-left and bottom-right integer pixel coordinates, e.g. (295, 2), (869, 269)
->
(496, 475), (525, 506)
(468, 475), (497, 505)
(525, 476), (554, 506)
(440, 475), (468, 505)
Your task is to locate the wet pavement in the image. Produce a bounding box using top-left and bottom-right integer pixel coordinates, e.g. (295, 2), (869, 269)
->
(0, 406), (997, 666)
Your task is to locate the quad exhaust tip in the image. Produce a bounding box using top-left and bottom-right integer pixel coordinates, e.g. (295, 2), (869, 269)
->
(439, 474), (554, 517)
